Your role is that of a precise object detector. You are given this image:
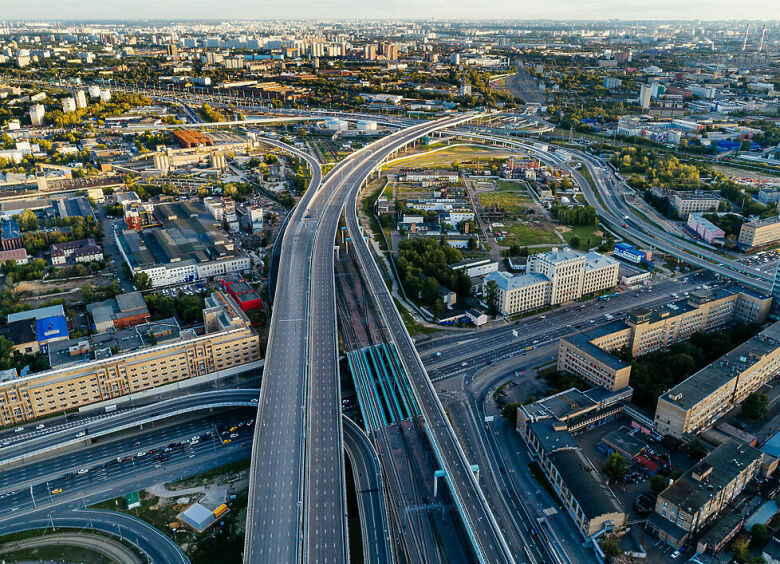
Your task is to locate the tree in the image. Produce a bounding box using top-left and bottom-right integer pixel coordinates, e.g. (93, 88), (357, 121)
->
(0, 336), (15, 370)
(751, 524), (769, 548)
(742, 392), (769, 421)
(603, 453), (627, 478)
(133, 271), (152, 291)
(732, 539), (751, 563)
(421, 277), (441, 308)
(600, 536), (622, 558)
(18, 208), (39, 231)
(501, 402), (521, 423)
(569, 234), (581, 249)
(650, 473), (669, 495)
(485, 279), (500, 316)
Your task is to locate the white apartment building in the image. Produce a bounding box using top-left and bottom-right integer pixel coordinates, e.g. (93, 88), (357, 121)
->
(62, 97), (77, 113)
(29, 104), (45, 126)
(75, 90), (88, 109)
(486, 248), (619, 315)
(529, 249), (586, 305)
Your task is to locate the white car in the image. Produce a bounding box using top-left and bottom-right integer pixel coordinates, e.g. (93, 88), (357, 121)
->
(670, 550), (680, 559)
(35, 424), (45, 430)
(77, 468), (89, 475)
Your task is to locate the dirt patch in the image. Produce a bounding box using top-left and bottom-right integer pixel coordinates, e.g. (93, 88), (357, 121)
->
(14, 275), (113, 299)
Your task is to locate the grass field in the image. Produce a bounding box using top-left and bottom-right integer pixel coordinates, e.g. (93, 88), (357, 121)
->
(561, 224), (604, 250)
(497, 223), (560, 246)
(478, 190), (532, 216)
(495, 179), (529, 193)
(387, 144), (514, 170)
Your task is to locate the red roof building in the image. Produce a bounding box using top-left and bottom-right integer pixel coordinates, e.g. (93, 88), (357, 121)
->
(221, 275), (262, 312)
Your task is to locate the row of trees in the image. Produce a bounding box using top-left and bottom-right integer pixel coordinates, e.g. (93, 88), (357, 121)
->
(145, 292), (206, 325)
(551, 204), (598, 226)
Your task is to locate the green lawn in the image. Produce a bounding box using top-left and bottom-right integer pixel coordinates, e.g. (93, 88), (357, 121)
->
(498, 223), (560, 246)
(561, 224), (603, 250)
(386, 144), (512, 169)
(479, 191), (532, 216)
(495, 179), (530, 193)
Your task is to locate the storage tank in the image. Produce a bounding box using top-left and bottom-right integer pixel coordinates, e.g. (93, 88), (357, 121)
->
(324, 118), (348, 131)
(356, 120), (377, 132)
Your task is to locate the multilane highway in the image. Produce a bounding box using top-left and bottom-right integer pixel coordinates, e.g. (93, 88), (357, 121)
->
(246, 114), (479, 563)
(244, 140), (323, 564)
(420, 276), (717, 380)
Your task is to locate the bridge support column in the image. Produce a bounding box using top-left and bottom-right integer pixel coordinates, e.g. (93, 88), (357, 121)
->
(433, 469), (447, 498)
(334, 244), (340, 260)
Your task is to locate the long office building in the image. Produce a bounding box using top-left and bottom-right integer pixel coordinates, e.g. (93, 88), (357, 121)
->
(558, 287), (771, 391)
(485, 247), (619, 316)
(738, 217), (780, 250)
(654, 321), (780, 439)
(0, 292), (260, 427)
(669, 192), (721, 216)
(516, 388), (629, 537)
(646, 440), (763, 548)
(115, 200), (250, 287)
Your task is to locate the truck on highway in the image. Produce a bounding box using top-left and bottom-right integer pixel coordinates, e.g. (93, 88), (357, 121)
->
(104, 405), (117, 413)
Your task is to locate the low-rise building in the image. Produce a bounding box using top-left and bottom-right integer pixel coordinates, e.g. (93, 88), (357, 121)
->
(0, 319), (39, 355)
(451, 257), (498, 278)
(516, 388), (630, 537)
(0, 292), (260, 427)
(655, 321), (780, 439)
(115, 200), (250, 287)
(670, 192), (721, 217)
(613, 243), (653, 265)
(687, 213), (725, 244)
(87, 292), (151, 332)
(221, 275), (263, 312)
(646, 440), (763, 547)
(50, 238), (103, 265)
(7, 305), (69, 346)
(738, 217), (780, 250)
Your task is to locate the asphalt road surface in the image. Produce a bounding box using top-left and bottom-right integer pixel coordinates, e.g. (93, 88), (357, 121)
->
(343, 113), (517, 564)
(343, 416), (392, 564)
(1, 511), (189, 564)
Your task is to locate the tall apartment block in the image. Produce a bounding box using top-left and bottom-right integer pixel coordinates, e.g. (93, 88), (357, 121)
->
(739, 217), (780, 250)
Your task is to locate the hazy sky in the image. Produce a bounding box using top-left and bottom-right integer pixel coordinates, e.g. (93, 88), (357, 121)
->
(2, 0), (777, 21)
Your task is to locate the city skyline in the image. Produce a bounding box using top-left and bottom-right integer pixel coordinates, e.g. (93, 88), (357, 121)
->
(3, 0), (778, 21)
